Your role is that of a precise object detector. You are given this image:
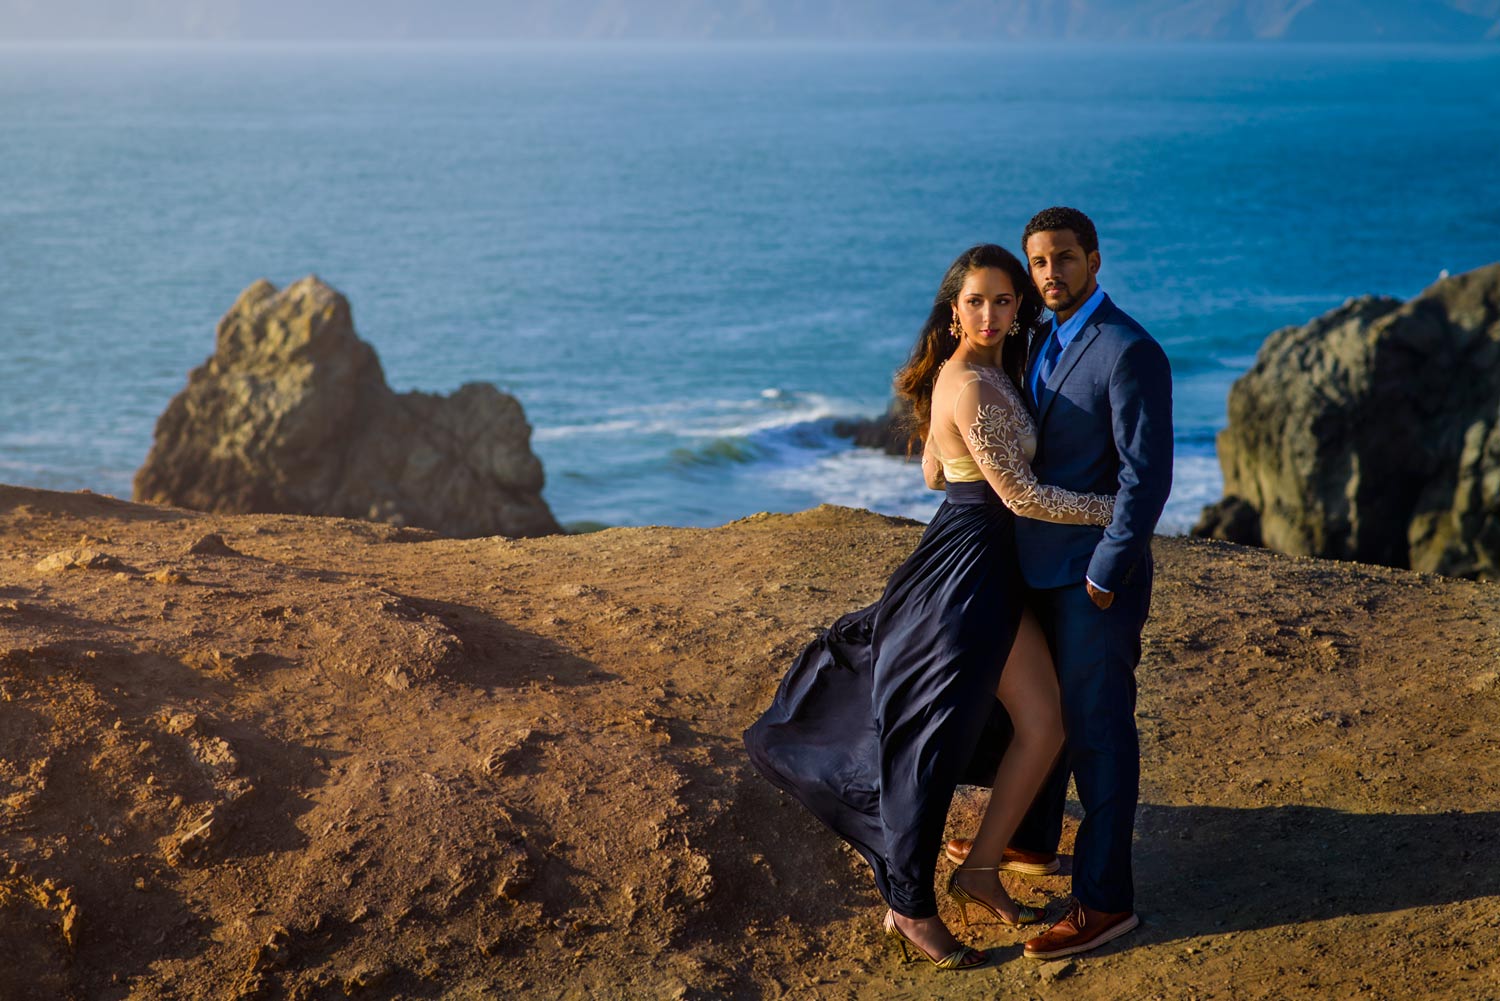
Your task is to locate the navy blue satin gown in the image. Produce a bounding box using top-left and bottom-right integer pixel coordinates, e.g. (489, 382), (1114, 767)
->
(744, 480), (1023, 919)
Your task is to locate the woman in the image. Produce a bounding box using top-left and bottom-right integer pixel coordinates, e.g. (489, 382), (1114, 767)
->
(743, 244), (1114, 970)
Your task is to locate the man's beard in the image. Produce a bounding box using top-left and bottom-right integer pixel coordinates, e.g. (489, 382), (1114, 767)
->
(1046, 284), (1087, 316)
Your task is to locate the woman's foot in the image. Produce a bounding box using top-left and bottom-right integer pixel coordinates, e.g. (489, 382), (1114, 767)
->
(885, 910), (985, 969)
(949, 867), (1037, 927)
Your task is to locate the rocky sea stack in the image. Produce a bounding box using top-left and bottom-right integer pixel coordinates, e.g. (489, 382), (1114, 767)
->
(832, 396), (916, 456)
(1195, 262), (1500, 579)
(134, 277), (560, 538)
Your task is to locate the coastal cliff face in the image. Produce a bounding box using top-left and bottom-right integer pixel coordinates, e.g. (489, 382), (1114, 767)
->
(133, 277), (560, 539)
(1, 486), (1497, 1000)
(1196, 262), (1500, 579)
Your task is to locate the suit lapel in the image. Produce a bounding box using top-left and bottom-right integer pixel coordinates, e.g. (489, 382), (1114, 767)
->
(1035, 296), (1112, 430)
(1025, 326), (1046, 373)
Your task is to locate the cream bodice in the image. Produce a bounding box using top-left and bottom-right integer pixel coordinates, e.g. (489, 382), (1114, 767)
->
(933, 396), (1037, 482)
(928, 364), (1114, 526)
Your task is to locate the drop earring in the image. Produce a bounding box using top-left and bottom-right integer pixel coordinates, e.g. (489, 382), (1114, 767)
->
(949, 316), (961, 339)
(1007, 318), (1022, 337)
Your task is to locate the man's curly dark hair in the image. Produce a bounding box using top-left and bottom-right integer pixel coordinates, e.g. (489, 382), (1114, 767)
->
(1022, 206), (1099, 257)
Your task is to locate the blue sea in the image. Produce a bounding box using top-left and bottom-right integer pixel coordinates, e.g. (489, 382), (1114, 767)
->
(2, 42), (1498, 532)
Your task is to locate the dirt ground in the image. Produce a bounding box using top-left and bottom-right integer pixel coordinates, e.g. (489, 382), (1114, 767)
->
(1, 484), (1497, 1001)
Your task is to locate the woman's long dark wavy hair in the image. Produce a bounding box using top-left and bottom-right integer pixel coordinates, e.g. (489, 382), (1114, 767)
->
(894, 243), (1043, 454)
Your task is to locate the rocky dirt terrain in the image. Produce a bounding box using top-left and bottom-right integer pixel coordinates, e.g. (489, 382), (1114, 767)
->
(1, 484), (1497, 1000)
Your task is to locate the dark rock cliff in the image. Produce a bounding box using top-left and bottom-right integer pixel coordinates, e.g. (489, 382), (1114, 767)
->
(1195, 262), (1500, 579)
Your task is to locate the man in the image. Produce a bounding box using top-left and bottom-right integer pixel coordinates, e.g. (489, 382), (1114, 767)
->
(949, 206), (1173, 958)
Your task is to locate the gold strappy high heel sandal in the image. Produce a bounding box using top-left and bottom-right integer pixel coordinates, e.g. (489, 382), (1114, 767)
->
(882, 910), (987, 971)
(946, 866), (1039, 928)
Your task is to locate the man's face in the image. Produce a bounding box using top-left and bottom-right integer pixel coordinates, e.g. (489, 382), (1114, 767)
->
(1024, 229), (1101, 322)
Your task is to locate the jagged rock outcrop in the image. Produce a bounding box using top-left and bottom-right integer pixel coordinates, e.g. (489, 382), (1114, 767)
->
(833, 396), (918, 456)
(1194, 262), (1500, 579)
(134, 277), (560, 538)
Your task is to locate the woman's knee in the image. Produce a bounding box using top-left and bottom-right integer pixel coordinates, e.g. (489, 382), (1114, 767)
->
(1008, 697), (1064, 751)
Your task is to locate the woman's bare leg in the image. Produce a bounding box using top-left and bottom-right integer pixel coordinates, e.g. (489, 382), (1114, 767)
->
(887, 619), (1053, 962)
(952, 609), (1064, 919)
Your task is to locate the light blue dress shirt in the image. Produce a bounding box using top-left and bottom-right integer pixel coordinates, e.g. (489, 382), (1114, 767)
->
(1029, 284), (1107, 406)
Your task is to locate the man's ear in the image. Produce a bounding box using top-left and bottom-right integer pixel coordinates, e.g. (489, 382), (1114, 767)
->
(1088, 250), (1101, 277)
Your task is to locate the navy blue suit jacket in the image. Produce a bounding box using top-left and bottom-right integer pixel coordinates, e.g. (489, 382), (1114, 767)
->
(1015, 295), (1173, 592)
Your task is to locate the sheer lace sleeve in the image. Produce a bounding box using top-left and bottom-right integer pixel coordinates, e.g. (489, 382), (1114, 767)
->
(953, 371), (1115, 526)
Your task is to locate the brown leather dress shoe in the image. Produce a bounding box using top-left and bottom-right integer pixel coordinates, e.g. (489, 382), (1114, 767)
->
(943, 839), (1061, 876)
(1023, 899), (1139, 959)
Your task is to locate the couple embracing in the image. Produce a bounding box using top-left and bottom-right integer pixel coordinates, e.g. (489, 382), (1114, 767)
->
(744, 207), (1173, 971)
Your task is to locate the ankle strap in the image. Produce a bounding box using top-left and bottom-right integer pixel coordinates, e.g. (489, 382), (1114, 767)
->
(956, 865), (1001, 872)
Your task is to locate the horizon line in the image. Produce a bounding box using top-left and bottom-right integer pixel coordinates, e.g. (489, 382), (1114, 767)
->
(2, 36), (1496, 47)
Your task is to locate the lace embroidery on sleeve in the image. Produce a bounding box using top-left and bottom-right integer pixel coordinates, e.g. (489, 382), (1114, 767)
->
(957, 369), (1115, 526)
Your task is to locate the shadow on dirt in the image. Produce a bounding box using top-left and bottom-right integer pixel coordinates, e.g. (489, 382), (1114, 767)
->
(1135, 802), (1500, 941)
(396, 594), (621, 690)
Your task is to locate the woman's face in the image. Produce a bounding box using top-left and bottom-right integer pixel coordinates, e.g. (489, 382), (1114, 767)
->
(952, 267), (1020, 357)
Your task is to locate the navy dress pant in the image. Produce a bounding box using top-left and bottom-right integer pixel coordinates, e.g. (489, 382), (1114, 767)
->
(1012, 562), (1152, 914)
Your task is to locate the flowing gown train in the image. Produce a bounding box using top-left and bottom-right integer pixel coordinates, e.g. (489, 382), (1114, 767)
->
(744, 480), (1021, 917)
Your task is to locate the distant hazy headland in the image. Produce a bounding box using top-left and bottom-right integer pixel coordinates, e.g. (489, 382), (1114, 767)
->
(5, 0), (1498, 43)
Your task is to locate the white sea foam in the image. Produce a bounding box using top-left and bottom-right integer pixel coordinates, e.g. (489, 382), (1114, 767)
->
(759, 447), (942, 523)
(764, 444), (1223, 536)
(1158, 453), (1222, 535)
(533, 390), (867, 444)
(672, 392), (852, 441)
(533, 419), (641, 440)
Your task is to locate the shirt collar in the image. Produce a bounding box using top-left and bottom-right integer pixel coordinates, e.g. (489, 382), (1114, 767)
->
(1050, 285), (1107, 348)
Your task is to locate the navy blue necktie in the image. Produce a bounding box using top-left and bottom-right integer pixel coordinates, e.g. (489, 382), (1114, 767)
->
(1031, 328), (1063, 406)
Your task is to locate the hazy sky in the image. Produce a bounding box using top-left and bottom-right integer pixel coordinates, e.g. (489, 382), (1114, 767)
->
(2, 1), (1498, 43)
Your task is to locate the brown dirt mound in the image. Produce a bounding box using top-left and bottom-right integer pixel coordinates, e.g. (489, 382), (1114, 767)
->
(1, 485), (1497, 1000)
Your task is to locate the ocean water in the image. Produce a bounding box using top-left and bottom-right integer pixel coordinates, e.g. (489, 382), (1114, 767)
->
(2, 42), (1497, 533)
